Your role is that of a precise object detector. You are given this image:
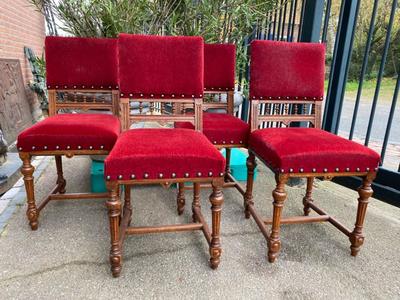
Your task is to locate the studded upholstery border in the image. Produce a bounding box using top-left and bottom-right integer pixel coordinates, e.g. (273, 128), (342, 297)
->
(249, 40), (325, 101)
(118, 34), (204, 98)
(104, 129), (226, 180)
(45, 36), (118, 89)
(204, 43), (236, 91)
(249, 128), (381, 174)
(17, 114), (120, 152)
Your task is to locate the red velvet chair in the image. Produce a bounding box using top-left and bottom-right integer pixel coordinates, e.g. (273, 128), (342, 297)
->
(105, 34), (225, 277)
(174, 43), (249, 213)
(17, 36), (120, 230)
(244, 40), (380, 262)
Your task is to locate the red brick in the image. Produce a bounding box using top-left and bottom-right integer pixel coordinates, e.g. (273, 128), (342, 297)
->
(0, 0), (45, 84)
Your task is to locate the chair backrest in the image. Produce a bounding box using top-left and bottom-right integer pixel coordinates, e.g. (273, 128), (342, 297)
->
(45, 36), (119, 116)
(176, 43), (236, 115)
(200, 43), (236, 114)
(249, 40), (325, 131)
(118, 33), (204, 131)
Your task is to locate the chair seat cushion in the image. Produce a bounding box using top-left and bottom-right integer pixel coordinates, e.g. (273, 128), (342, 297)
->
(249, 128), (380, 174)
(17, 114), (120, 152)
(104, 129), (225, 180)
(174, 113), (249, 145)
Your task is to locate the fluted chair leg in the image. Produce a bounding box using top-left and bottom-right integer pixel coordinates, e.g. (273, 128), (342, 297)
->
(302, 177), (314, 216)
(124, 185), (132, 226)
(20, 153), (39, 230)
(224, 148), (231, 182)
(268, 174), (288, 263)
(55, 155), (66, 194)
(177, 182), (185, 215)
(192, 183), (201, 222)
(244, 152), (256, 219)
(106, 182), (122, 278)
(349, 172), (375, 257)
(209, 178), (224, 269)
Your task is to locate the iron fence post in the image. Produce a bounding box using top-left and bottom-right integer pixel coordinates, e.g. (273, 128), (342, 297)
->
(323, 0), (360, 133)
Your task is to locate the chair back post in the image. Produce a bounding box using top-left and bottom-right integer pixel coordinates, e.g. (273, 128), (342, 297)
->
(227, 90), (234, 115)
(249, 99), (260, 132)
(48, 89), (57, 117)
(194, 98), (203, 131)
(314, 101), (322, 129)
(112, 90), (120, 117)
(120, 98), (130, 131)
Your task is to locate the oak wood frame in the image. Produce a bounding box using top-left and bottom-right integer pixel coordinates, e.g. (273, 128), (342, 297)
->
(106, 177), (224, 277)
(244, 98), (378, 262)
(176, 90), (246, 216)
(111, 93), (225, 277)
(19, 88), (119, 230)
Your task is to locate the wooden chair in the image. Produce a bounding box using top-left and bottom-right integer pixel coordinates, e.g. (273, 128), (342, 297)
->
(244, 40), (381, 262)
(105, 34), (225, 277)
(17, 36), (120, 230)
(174, 43), (249, 214)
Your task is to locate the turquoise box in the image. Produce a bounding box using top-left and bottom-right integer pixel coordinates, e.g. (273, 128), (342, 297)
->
(91, 160), (107, 193)
(222, 149), (258, 181)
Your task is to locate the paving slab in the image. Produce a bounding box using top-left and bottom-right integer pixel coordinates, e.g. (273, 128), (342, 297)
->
(0, 156), (399, 299)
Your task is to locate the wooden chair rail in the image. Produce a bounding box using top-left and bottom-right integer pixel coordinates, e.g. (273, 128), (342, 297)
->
(19, 150), (109, 157)
(250, 99), (322, 131)
(244, 151), (377, 262)
(120, 97), (203, 131)
(48, 89), (120, 117)
(106, 178), (224, 277)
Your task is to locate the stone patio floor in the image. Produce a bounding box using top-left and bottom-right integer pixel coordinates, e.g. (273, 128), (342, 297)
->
(0, 155), (399, 299)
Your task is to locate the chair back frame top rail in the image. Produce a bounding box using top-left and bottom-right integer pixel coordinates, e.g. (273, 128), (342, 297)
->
(120, 97), (203, 132)
(250, 99), (322, 132)
(48, 89), (120, 117)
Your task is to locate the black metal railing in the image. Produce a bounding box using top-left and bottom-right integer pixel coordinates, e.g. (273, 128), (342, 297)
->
(322, 0), (399, 204)
(238, 0), (399, 204)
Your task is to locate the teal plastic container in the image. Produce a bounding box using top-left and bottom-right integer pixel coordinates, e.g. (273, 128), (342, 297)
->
(222, 148), (258, 181)
(90, 160), (107, 193)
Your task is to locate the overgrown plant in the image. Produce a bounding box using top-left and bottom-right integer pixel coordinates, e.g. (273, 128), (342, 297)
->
(24, 47), (48, 111)
(30, 0), (280, 89)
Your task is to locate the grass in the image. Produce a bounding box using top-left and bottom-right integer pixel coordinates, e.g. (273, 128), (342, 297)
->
(324, 77), (397, 103)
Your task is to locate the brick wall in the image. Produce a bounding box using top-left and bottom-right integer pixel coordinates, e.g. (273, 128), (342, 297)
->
(0, 0), (46, 85)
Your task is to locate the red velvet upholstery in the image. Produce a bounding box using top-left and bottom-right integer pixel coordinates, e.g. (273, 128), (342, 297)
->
(17, 114), (120, 152)
(45, 36), (118, 89)
(104, 129), (225, 180)
(175, 113), (249, 145)
(204, 43), (235, 91)
(118, 34), (204, 98)
(250, 40), (325, 100)
(249, 128), (380, 174)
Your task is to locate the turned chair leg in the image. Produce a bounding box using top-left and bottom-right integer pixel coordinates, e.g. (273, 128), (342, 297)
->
(124, 185), (132, 226)
(55, 155), (66, 194)
(106, 182), (122, 277)
(244, 152), (256, 219)
(224, 148), (231, 182)
(349, 172), (375, 257)
(302, 177), (314, 216)
(20, 153), (39, 230)
(177, 182), (185, 215)
(268, 174), (288, 263)
(209, 178), (224, 269)
(192, 182), (201, 222)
